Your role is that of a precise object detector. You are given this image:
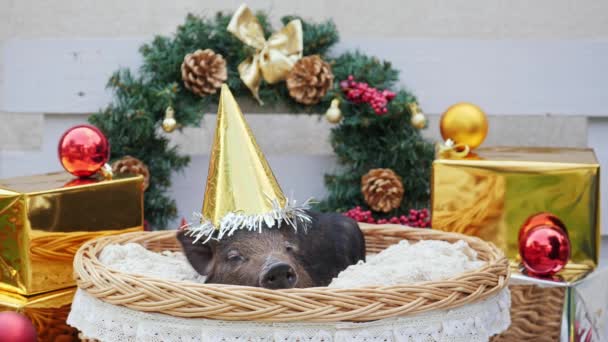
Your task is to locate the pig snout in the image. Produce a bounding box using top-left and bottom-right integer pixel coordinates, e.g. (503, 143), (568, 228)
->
(260, 261), (297, 289)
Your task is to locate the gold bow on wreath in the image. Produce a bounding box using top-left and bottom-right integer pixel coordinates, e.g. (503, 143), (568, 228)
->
(227, 4), (303, 103)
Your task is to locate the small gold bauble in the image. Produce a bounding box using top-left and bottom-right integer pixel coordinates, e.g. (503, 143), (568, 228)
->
(411, 113), (426, 129)
(408, 102), (426, 129)
(162, 106), (177, 133)
(325, 99), (343, 124)
(440, 102), (488, 149)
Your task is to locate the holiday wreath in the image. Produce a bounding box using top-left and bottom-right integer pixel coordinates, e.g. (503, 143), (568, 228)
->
(90, 5), (435, 229)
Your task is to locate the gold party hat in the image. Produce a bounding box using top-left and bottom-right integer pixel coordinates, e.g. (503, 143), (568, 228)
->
(188, 85), (311, 243)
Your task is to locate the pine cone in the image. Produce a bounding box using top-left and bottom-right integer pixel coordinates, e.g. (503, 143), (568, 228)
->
(181, 49), (227, 96)
(112, 156), (150, 191)
(286, 55), (333, 105)
(361, 168), (404, 213)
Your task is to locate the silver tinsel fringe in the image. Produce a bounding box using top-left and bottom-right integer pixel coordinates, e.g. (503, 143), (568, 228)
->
(185, 197), (313, 244)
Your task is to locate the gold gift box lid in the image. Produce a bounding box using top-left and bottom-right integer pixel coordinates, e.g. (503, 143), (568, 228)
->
(0, 172), (105, 193)
(0, 287), (76, 310)
(437, 146), (599, 166)
(432, 147), (600, 283)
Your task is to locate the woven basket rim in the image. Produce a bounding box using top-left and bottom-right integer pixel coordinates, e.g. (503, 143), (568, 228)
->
(74, 223), (510, 322)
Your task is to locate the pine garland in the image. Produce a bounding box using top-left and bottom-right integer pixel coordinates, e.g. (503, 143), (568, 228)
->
(90, 9), (434, 228)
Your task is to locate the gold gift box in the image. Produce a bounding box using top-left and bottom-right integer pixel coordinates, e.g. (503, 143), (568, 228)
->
(432, 147), (600, 282)
(0, 172), (144, 295)
(0, 287), (80, 341)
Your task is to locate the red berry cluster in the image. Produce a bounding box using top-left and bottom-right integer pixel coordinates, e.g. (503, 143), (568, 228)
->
(343, 206), (431, 228)
(340, 75), (396, 115)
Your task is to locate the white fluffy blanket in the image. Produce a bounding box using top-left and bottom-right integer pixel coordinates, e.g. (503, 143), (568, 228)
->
(99, 238), (484, 288)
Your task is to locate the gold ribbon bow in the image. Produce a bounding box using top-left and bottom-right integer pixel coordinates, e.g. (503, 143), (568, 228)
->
(437, 139), (471, 159)
(227, 4), (303, 103)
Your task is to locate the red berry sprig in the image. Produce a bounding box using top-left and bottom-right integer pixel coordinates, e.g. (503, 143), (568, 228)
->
(344, 206), (376, 224)
(340, 75), (396, 115)
(343, 206), (430, 228)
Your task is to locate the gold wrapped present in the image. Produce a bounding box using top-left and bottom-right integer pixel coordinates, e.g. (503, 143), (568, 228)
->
(0, 172), (143, 295)
(432, 147), (600, 281)
(0, 287), (79, 341)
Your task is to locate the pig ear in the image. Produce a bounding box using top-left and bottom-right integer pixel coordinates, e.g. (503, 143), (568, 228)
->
(176, 230), (215, 276)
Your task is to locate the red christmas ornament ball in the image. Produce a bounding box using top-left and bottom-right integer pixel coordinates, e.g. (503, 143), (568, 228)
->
(58, 124), (109, 177)
(519, 214), (571, 276)
(518, 212), (567, 247)
(0, 312), (37, 342)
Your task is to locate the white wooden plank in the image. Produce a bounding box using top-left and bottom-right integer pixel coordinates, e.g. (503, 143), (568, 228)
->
(168, 113), (588, 156)
(2, 38), (608, 115)
(1, 38), (144, 113)
(349, 39), (608, 116)
(171, 114), (334, 156)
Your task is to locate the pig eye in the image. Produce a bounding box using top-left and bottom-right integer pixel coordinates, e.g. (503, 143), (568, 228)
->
(285, 243), (296, 253)
(226, 250), (244, 262)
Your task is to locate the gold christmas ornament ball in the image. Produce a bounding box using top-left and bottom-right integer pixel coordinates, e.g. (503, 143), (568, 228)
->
(411, 112), (426, 129)
(440, 102), (488, 149)
(162, 106), (177, 133)
(325, 99), (343, 124)
(162, 117), (177, 133)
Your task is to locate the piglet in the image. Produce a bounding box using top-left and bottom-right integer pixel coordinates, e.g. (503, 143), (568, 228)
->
(177, 211), (365, 289)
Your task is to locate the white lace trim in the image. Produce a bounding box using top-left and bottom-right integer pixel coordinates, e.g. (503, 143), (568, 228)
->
(186, 197), (312, 243)
(68, 288), (511, 342)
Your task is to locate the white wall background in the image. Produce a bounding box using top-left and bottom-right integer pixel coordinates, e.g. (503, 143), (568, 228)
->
(1, 0), (607, 233)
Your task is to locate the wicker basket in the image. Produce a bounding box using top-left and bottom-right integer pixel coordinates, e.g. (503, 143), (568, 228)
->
(491, 284), (565, 341)
(73, 224), (509, 323)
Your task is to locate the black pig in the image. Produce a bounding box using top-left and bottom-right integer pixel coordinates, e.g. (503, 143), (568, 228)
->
(177, 211), (365, 289)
